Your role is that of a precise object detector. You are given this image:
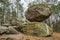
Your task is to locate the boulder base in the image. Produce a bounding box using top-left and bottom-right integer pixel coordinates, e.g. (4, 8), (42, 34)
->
(19, 22), (53, 37)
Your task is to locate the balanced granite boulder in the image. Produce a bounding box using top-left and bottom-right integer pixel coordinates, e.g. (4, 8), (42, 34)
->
(18, 22), (53, 37)
(25, 4), (53, 22)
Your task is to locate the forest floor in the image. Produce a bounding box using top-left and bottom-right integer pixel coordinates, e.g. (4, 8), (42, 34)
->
(0, 32), (60, 40)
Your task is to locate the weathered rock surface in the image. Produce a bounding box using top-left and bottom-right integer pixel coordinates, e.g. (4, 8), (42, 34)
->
(25, 4), (53, 22)
(18, 22), (53, 37)
(0, 26), (18, 35)
(2, 23), (10, 27)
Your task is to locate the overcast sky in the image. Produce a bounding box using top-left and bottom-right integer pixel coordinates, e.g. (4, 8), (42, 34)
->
(21, 0), (34, 11)
(21, 0), (60, 11)
(9, 0), (60, 12)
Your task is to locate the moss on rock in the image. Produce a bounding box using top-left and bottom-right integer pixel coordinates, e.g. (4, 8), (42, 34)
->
(18, 22), (53, 37)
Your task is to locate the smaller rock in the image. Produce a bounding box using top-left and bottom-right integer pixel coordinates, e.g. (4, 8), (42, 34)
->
(0, 26), (18, 35)
(2, 23), (10, 27)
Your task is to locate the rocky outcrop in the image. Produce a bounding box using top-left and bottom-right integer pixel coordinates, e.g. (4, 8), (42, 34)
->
(25, 4), (53, 22)
(18, 22), (53, 37)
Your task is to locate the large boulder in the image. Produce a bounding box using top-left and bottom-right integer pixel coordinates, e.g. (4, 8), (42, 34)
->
(18, 22), (53, 37)
(25, 4), (53, 22)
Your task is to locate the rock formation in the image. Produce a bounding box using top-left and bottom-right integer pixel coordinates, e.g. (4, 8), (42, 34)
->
(25, 4), (53, 22)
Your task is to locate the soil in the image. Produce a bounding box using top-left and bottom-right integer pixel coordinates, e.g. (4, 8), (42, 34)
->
(0, 32), (60, 40)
